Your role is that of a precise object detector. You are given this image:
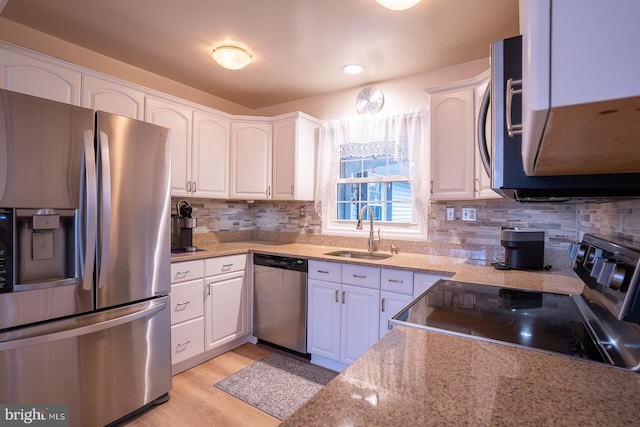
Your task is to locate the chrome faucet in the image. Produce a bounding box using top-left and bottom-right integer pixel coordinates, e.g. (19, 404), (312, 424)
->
(356, 205), (379, 253)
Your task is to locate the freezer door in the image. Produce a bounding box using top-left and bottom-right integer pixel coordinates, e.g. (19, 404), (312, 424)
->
(0, 296), (171, 427)
(95, 112), (171, 309)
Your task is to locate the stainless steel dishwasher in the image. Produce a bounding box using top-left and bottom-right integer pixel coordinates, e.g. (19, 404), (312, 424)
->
(253, 253), (309, 355)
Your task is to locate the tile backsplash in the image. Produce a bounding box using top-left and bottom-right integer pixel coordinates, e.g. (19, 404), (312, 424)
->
(174, 197), (640, 267)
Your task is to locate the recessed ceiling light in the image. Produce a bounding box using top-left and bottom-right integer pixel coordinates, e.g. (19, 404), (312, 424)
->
(342, 64), (364, 75)
(375, 0), (422, 11)
(211, 43), (252, 70)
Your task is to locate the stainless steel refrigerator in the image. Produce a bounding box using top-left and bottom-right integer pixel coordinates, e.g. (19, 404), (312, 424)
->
(0, 88), (172, 426)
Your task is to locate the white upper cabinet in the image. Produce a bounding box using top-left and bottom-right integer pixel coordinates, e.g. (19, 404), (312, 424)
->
(429, 86), (475, 200)
(520, 0), (640, 176)
(193, 110), (230, 199)
(229, 120), (273, 200)
(0, 45), (81, 105)
(81, 74), (145, 120)
(272, 113), (319, 201)
(145, 96), (193, 197)
(428, 73), (498, 201)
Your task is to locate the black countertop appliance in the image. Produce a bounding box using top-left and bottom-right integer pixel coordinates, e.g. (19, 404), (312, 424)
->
(501, 228), (545, 270)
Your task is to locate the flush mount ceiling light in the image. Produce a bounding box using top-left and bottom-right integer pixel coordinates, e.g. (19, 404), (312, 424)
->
(375, 0), (422, 10)
(342, 64), (364, 75)
(211, 43), (252, 70)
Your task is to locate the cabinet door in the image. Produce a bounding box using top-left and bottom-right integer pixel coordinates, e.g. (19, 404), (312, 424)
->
(229, 121), (272, 200)
(307, 279), (341, 360)
(473, 81), (499, 199)
(193, 110), (230, 198)
(430, 88), (475, 200)
(379, 291), (413, 338)
(341, 284), (380, 364)
(146, 96), (193, 197)
(272, 119), (296, 200)
(413, 273), (448, 299)
(82, 74), (145, 120)
(0, 46), (81, 105)
(204, 271), (247, 350)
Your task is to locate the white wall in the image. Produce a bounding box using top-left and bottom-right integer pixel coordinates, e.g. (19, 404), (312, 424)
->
(254, 58), (489, 120)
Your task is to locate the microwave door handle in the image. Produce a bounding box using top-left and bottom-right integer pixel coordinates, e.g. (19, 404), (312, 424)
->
(506, 78), (523, 136)
(98, 131), (111, 290)
(81, 130), (97, 291)
(477, 83), (492, 176)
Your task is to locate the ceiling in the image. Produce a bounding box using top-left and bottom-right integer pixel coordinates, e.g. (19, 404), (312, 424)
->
(0, 0), (520, 110)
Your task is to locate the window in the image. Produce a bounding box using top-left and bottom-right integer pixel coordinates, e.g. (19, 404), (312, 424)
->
(315, 110), (429, 240)
(336, 141), (412, 223)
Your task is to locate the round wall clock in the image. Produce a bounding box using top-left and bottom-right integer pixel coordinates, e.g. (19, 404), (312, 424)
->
(356, 87), (384, 114)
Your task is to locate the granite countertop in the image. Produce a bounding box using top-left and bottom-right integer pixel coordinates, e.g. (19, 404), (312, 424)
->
(171, 240), (584, 295)
(172, 240), (640, 425)
(281, 325), (640, 426)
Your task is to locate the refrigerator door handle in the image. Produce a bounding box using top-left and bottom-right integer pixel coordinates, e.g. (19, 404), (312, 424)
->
(81, 130), (98, 291)
(98, 131), (112, 289)
(0, 300), (167, 352)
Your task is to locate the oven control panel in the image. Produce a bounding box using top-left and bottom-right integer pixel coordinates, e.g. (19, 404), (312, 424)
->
(571, 234), (640, 322)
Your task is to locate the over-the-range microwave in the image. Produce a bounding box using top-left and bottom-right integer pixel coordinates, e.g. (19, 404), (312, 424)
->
(477, 35), (640, 202)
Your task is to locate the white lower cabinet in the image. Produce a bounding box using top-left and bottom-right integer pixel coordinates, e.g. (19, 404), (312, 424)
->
(170, 260), (205, 366)
(379, 268), (414, 338)
(340, 284), (380, 364)
(414, 272), (449, 299)
(307, 260), (380, 371)
(170, 254), (249, 374)
(204, 255), (248, 351)
(171, 317), (205, 364)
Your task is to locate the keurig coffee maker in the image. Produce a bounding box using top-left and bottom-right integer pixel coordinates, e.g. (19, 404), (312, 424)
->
(498, 228), (545, 270)
(171, 200), (197, 252)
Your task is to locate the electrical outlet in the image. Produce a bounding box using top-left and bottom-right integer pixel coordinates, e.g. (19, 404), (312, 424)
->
(446, 207), (455, 221)
(461, 207), (477, 222)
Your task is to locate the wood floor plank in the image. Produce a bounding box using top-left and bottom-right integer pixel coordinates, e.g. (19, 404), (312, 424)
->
(120, 343), (280, 427)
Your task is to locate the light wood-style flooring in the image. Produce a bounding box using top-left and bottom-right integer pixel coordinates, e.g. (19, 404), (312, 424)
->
(121, 343), (281, 427)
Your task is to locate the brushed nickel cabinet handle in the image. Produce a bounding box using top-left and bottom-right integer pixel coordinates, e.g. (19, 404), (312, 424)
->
(388, 279), (403, 284)
(381, 298), (386, 312)
(342, 291), (346, 304)
(353, 274), (366, 279)
(335, 290), (339, 303)
(174, 270), (190, 279)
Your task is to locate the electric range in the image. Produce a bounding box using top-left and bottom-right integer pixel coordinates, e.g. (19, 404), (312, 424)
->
(391, 234), (640, 370)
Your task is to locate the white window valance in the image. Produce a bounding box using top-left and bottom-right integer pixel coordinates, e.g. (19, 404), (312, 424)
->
(315, 108), (430, 223)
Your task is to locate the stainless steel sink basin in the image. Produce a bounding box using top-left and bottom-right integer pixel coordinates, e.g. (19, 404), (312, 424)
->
(324, 250), (393, 260)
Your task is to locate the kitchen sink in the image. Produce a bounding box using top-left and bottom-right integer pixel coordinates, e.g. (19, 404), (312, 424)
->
(323, 250), (393, 260)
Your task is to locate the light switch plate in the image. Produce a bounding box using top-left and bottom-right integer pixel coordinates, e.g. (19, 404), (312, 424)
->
(445, 207), (455, 221)
(461, 207), (477, 222)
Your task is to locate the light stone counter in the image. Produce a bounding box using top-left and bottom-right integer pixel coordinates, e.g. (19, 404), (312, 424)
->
(281, 325), (640, 426)
(172, 240), (640, 425)
(171, 240), (583, 295)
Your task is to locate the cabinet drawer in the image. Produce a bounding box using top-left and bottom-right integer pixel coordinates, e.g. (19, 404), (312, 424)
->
(171, 260), (204, 284)
(205, 254), (247, 276)
(170, 279), (204, 325)
(308, 260), (341, 283)
(381, 269), (414, 295)
(171, 317), (204, 364)
(414, 273), (449, 298)
(342, 264), (380, 289)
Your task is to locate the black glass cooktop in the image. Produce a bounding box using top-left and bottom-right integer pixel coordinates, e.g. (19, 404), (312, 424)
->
(392, 280), (605, 363)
